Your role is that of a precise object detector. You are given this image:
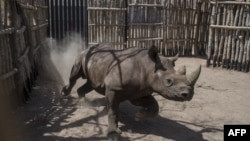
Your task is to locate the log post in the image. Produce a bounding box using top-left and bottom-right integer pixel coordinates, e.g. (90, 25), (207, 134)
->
(194, 0), (202, 56)
(16, 2), (37, 84)
(9, 0), (26, 104)
(207, 4), (216, 67)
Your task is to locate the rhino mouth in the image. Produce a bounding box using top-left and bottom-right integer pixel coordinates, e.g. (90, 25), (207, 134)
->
(162, 96), (184, 102)
(169, 97), (190, 102)
(163, 93), (193, 102)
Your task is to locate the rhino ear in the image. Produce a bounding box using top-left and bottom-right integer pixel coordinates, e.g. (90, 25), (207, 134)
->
(148, 46), (166, 72)
(148, 46), (158, 62)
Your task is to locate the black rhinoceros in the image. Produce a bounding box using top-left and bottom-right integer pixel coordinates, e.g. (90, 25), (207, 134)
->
(61, 43), (201, 135)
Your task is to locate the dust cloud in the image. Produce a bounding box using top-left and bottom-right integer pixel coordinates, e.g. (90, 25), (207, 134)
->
(41, 33), (85, 85)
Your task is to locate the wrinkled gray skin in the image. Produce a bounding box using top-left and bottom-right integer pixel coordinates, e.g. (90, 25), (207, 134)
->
(61, 43), (201, 136)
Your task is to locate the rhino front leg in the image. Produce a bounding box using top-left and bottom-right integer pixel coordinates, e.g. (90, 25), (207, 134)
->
(130, 95), (159, 121)
(105, 89), (122, 136)
(61, 64), (82, 96)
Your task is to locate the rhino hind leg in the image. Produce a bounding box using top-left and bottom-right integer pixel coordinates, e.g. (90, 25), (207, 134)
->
(130, 95), (159, 121)
(77, 81), (93, 98)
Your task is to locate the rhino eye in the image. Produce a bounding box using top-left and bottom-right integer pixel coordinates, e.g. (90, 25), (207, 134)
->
(165, 78), (173, 87)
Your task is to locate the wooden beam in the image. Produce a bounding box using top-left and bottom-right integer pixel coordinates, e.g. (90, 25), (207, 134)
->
(18, 2), (37, 11)
(127, 37), (163, 41)
(0, 68), (18, 80)
(16, 26), (26, 34)
(18, 47), (30, 63)
(210, 25), (250, 30)
(88, 24), (126, 26)
(88, 42), (126, 45)
(128, 4), (164, 7)
(35, 5), (48, 9)
(32, 22), (48, 30)
(33, 44), (41, 55)
(88, 7), (127, 11)
(0, 28), (15, 35)
(129, 23), (163, 26)
(210, 1), (250, 5)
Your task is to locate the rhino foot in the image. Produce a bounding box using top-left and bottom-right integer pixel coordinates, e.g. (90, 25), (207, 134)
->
(107, 129), (122, 141)
(107, 131), (121, 141)
(76, 97), (87, 108)
(107, 127), (122, 137)
(61, 85), (70, 96)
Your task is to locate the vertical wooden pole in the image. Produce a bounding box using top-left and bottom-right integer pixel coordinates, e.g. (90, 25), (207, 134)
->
(9, 0), (25, 104)
(207, 4), (216, 67)
(194, 0), (202, 56)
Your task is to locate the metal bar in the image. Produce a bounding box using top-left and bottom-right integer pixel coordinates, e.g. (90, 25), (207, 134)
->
(52, 0), (56, 38)
(69, 0), (72, 35)
(73, 0), (77, 34)
(76, 0), (80, 36)
(60, 0), (66, 38)
(55, 0), (59, 40)
(57, 0), (61, 40)
(66, 0), (69, 37)
(48, 0), (52, 37)
(78, 0), (82, 40)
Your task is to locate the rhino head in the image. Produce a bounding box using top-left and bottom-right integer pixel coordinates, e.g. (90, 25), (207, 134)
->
(148, 46), (201, 101)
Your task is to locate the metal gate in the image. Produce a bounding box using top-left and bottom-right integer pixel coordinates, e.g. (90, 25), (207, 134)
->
(47, 0), (88, 45)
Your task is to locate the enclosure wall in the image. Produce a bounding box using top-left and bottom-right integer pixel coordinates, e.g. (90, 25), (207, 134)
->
(0, 0), (48, 105)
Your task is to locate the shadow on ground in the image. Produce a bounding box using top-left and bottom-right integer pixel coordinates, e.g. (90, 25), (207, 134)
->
(23, 80), (215, 141)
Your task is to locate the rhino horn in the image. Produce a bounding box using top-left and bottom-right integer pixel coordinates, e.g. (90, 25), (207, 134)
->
(169, 53), (179, 63)
(187, 65), (201, 85)
(177, 65), (186, 75)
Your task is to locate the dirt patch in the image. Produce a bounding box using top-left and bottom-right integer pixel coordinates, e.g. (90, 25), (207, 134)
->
(16, 57), (250, 141)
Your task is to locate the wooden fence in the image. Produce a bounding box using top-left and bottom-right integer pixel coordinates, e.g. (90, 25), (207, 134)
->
(87, 0), (127, 49)
(207, 0), (250, 72)
(86, 0), (210, 56)
(164, 0), (210, 56)
(127, 0), (165, 52)
(0, 0), (48, 105)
